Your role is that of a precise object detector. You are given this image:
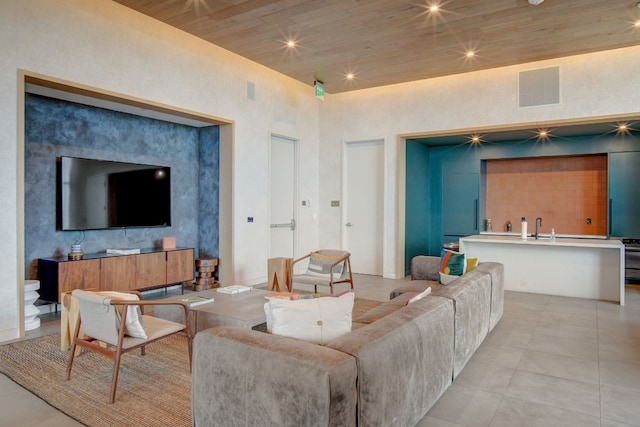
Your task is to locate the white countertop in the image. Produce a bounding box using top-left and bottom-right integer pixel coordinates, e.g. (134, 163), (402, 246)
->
(479, 231), (608, 239)
(463, 234), (624, 249)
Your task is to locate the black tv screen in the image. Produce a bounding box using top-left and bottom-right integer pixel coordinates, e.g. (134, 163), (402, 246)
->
(58, 156), (171, 230)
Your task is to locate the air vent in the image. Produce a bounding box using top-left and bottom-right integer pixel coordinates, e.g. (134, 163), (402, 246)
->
(518, 66), (560, 107)
(246, 81), (255, 100)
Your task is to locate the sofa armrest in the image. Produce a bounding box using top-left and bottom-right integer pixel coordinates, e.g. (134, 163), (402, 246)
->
(192, 327), (357, 427)
(434, 268), (492, 379)
(327, 296), (454, 427)
(411, 256), (440, 281)
(474, 262), (504, 331)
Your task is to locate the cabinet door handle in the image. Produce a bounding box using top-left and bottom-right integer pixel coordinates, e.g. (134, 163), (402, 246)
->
(609, 198), (613, 236)
(474, 199), (478, 231)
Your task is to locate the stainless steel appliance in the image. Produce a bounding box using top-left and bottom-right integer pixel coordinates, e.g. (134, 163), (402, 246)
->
(622, 238), (640, 284)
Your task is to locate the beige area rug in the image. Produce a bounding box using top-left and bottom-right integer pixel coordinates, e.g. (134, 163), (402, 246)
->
(0, 298), (382, 427)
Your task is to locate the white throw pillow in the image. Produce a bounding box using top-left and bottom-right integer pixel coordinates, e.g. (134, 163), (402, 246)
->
(97, 291), (147, 339)
(264, 291), (354, 345)
(405, 287), (432, 305)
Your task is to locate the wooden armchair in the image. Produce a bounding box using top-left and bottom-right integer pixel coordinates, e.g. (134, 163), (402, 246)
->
(290, 249), (354, 294)
(65, 289), (192, 404)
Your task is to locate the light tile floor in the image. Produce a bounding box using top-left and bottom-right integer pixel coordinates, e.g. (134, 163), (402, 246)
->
(2, 277), (640, 426)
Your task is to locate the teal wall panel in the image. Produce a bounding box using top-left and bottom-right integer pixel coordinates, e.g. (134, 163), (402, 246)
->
(404, 141), (431, 274)
(406, 132), (640, 257)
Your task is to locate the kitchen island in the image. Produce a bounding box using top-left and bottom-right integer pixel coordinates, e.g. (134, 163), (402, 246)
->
(459, 235), (625, 305)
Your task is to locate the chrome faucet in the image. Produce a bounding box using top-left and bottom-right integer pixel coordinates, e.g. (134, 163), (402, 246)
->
(535, 217), (543, 239)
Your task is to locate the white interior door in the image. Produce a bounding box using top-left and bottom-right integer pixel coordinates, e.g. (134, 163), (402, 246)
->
(344, 140), (384, 275)
(269, 134), (297, 258)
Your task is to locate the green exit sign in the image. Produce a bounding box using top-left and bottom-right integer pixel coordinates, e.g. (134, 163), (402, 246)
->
(314, 80), (324, 100)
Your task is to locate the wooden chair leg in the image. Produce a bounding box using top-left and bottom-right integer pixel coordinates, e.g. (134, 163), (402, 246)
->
(65, 317), (83, 381)
(186, 332), (193, 372)
(109, 350), (124, 404)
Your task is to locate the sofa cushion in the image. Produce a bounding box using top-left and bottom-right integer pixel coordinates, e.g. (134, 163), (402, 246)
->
(389, 280), (442, 300)
(439, 272), (460, 285)
(353, 292), (416, 324)
(411, 256), (440, 281)
(264, 291), (354, 344)
(192, 327), (358, 427)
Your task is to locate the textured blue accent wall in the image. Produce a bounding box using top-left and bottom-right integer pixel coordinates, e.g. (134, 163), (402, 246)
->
(24, 94), (219, 278)
(198, 126), (220, 259)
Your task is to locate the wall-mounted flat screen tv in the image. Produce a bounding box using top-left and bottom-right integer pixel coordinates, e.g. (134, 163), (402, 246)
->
(58, 156), (171, 230)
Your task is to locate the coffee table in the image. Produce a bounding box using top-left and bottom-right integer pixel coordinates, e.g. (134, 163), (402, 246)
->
(154, 288), (270, 333)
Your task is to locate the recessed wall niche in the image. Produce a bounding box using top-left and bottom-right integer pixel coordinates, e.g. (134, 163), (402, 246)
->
(484, 154), (607, 236)
(24, 93), (219, 279)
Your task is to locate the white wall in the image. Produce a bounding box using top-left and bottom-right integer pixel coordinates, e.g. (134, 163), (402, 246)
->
(320, 47), (640, 278)
(0, 0), (321, 341)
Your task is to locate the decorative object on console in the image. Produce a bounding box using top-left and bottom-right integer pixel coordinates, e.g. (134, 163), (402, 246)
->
(162, 237), (176, 250)
(68, 244), (84, 261)
(106, 248), (141, 255)
(68, 231), (85, 260)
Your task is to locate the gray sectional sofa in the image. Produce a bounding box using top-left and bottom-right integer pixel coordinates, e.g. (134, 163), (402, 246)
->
(191, 257), (504, 426)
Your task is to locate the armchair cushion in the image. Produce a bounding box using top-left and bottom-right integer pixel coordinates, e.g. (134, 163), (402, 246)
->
(96, 291), (147, 339)
(306, 252), (344, 279)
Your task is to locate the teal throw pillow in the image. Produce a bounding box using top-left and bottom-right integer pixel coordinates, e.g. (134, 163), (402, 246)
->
(440, 249), (465, 277)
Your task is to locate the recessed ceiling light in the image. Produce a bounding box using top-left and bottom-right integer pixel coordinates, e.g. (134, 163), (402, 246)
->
(528, 0), (544, 5)
(286, 40), (296, 48)
(429, 5), (439, 12)
(465, 51), (475, 58)
(346, 73), (355, 80)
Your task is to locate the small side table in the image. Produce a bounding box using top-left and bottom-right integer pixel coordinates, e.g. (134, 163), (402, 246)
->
(267, 258), (292, 292)
(195, 258), (219, 291)
(24, 280), (41, 331)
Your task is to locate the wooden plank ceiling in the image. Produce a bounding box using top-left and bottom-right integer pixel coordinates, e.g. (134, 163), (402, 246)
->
(115, 0), (640, 94)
